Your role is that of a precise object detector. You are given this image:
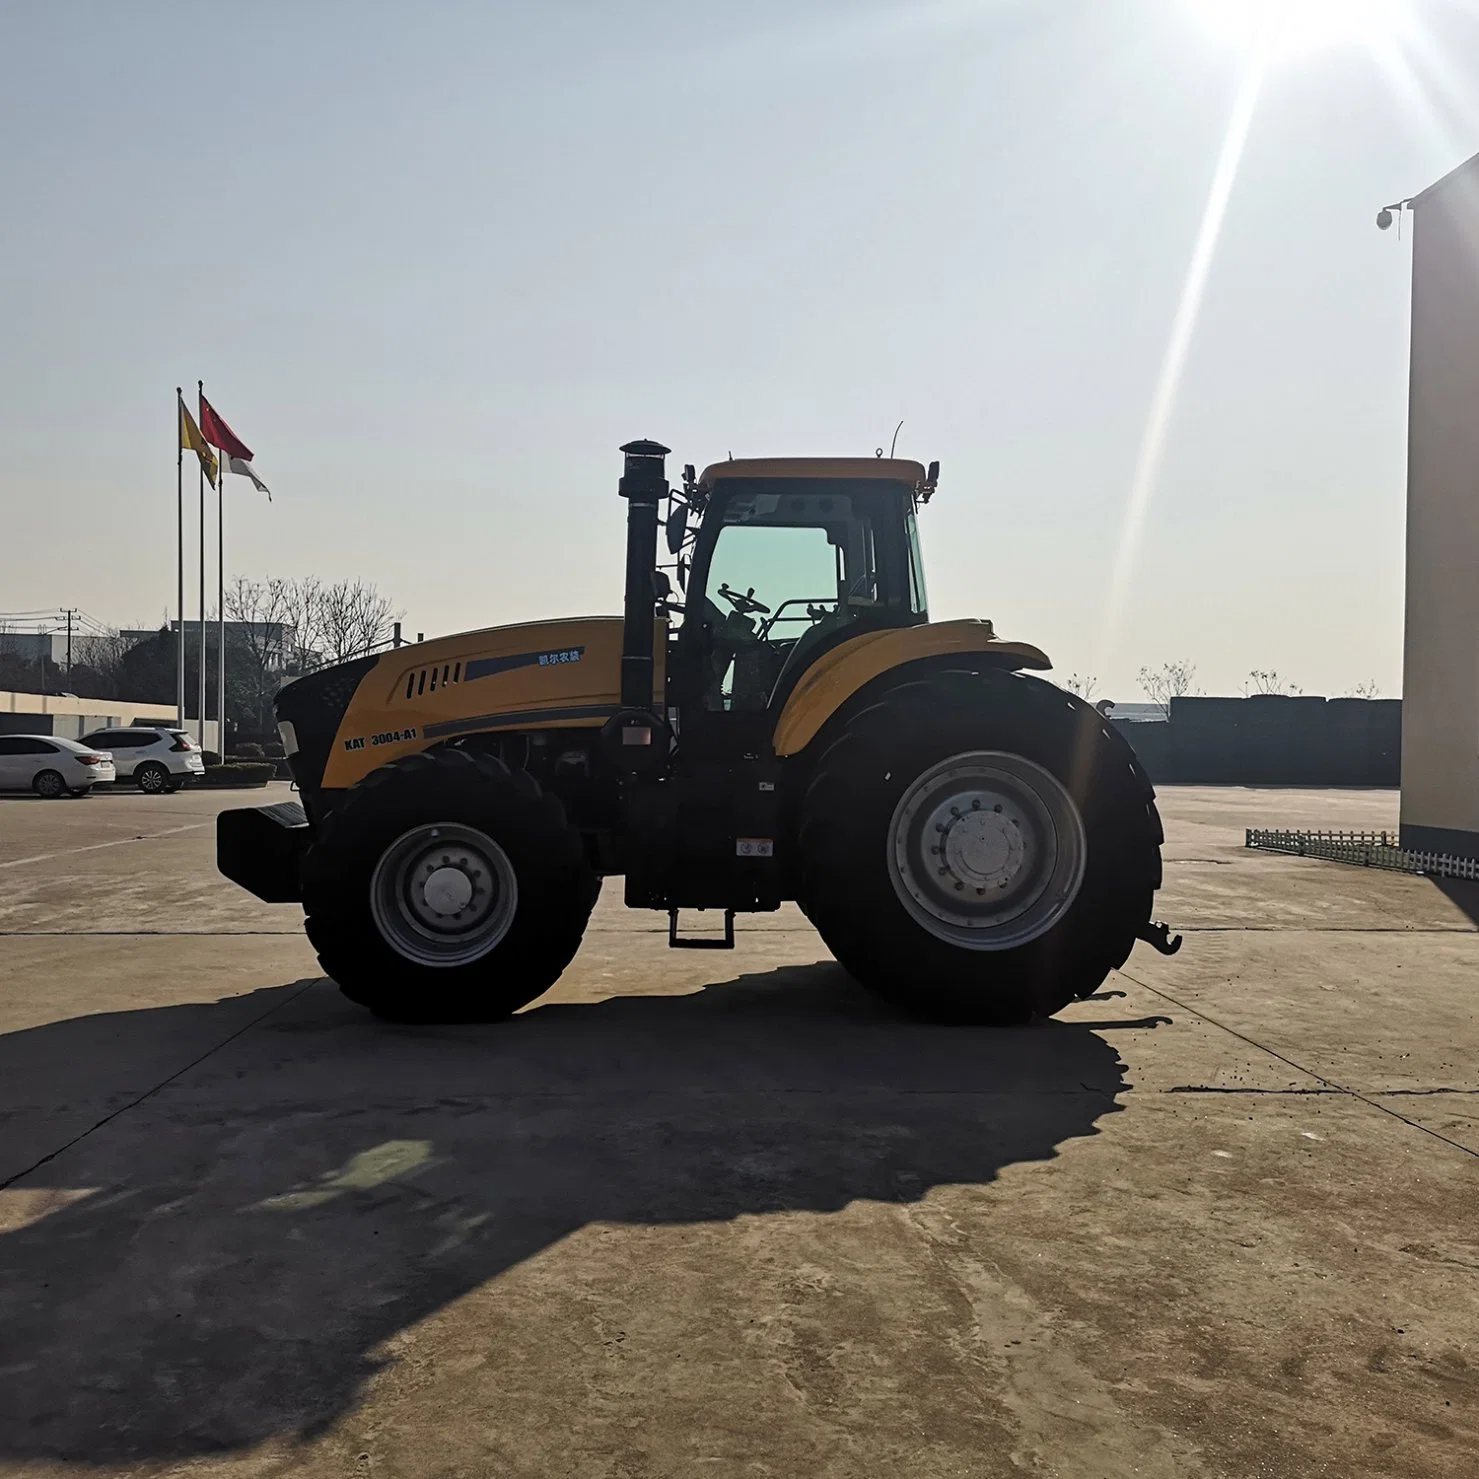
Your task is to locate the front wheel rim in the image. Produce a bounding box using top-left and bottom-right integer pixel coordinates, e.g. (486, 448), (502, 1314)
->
(886, 750), (1087, 951)
(369, 822), (518, 968)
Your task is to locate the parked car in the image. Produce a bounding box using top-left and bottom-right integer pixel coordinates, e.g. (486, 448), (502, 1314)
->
(0, 735), (115, 798)
(78, 726), (205, 794)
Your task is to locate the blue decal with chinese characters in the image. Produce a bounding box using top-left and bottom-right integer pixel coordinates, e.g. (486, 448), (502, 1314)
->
(464, 647), (586, 683)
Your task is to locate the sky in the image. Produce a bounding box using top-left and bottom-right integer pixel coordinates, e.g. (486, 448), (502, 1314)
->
(3, 0), (1478, 701)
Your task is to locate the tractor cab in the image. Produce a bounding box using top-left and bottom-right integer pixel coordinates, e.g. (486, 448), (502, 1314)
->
(660, 459), (936, 757)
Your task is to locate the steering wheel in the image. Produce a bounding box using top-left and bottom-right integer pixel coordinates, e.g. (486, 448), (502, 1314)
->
(717, 582), (771, 615)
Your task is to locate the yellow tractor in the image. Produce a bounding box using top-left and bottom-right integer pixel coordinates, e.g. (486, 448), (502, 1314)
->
(219, 441), (1177, 1024)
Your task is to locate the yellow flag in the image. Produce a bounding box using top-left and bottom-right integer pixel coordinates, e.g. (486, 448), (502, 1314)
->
(179, 399), (219, 488)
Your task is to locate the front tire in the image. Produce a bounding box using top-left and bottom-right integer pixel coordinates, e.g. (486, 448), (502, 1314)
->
(798, 669), (1164, 1025)
(301, 748), (598, 1022)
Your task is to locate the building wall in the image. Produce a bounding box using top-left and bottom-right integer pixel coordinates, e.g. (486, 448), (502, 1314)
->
(0, 632), (70, 665)
(1402, 166), (1479, 858)
(0, 691), (219, 753)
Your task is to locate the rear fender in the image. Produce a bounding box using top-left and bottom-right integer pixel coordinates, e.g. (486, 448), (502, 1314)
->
(772, 619), (1051, 757)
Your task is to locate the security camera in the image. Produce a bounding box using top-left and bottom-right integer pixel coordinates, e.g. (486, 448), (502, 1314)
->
(1377, 207), (1394, 231)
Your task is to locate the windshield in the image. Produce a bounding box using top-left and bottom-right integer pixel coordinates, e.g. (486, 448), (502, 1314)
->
(707, 525), (843, 626)
(687, 486), (913, 711)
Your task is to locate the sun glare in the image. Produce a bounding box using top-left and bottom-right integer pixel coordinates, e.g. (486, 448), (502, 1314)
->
(1187, 0), (1406, 56)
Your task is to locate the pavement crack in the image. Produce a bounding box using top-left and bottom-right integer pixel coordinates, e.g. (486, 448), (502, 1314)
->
(0, 980), (315, 1192)
(0, 822), (212, 871)
(1119, 971), (1479, 1160)
(0, 930), (303, 937)
(1376, 1087), (1479, 1097)
(1178, 925), (1479, 934)
(1166, 1085), (1344, 1096)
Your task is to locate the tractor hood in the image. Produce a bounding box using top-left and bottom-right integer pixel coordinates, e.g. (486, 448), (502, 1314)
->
(317, 616), (668, 792)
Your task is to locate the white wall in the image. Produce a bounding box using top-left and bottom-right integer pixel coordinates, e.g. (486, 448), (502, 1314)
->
(0, 691), (219, 753)
(1401, 159), (1479, 858)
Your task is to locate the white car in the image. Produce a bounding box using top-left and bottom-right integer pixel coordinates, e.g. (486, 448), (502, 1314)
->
(0, 735), (116, 798)
(78, 725), (206, 794)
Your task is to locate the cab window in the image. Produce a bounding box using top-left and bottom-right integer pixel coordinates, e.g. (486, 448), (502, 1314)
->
(905, 509), (929, 616)
(691, 491), (895, 711)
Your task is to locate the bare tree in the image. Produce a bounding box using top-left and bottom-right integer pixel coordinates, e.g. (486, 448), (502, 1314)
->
(1064, 673), (1098, 702)
(1244, 669), (1302, 697)
(1138, 660), (1199, 718)
(225, 577), (291, 667)
(316, 578), (401, 665)
(230, 574), (402, 679)
(67, 629), (135, 700)
(225, 577), (295, 733)
(1344, 680), (1381, 699)
(278, 577), (325, 676)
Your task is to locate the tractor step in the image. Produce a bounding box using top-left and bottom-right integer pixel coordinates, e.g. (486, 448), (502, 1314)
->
(667, 908), (735, 950)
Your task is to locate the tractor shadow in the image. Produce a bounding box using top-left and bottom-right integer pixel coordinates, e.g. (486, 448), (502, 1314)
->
(1430, 874), (1479, 928)
(0, 962), (1133, 1464)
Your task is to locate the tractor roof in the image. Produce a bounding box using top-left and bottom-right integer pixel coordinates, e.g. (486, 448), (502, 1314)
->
(698, 457), (928, 490)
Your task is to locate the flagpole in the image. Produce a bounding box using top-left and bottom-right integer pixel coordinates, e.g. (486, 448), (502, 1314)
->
(217, 459), (226, 756)
(175, 388), (185, 728)
(198, 380), (208, 751)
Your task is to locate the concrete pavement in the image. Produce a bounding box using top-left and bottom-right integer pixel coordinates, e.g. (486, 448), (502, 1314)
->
(0, 784), (1474, 1477)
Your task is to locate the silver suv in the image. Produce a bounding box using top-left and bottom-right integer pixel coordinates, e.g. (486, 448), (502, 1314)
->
(78, 726), (205, 794)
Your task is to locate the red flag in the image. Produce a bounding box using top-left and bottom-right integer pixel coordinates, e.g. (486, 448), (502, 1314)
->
(198, 394), (253, 460)
(199, 391), (272, 498)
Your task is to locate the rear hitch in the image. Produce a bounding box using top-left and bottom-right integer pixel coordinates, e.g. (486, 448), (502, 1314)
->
(1137, 920), (1183, 957)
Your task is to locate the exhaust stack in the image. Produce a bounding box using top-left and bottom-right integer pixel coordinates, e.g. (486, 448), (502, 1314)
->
(617, 439), (669, 709)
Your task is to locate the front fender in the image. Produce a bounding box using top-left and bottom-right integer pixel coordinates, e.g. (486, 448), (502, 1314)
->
(771, 618), (1051, 757)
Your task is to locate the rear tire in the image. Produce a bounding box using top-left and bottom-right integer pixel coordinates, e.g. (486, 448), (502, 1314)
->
(798, 669), (1163, 1025)
(135, 762), (169, 795)
(33, 770), (65, 800)
(301, 748), (598, 1022)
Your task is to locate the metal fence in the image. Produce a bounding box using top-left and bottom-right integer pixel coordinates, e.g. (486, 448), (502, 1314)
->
(1246, 828), (1479, 882)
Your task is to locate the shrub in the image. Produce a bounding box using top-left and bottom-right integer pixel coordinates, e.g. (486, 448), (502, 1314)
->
(196, 762), (276, 788)
(233, 741), (265, 758)
(201, 750), (222, 768)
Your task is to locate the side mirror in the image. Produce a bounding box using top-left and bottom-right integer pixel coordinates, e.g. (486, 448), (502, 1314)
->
(652, 569), (673, 601)
(665, 503), (688, 555)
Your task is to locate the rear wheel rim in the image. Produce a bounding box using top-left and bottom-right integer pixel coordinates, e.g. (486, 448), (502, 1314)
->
(139, 766), (165, 792)
(886, 750), (1087, 951)
(35, 771), (63, 798)
(369, 822), (518, 967)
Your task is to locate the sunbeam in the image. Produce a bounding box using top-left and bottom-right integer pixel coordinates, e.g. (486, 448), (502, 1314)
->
(1366, 33), (1470, 167)
(1185, 0), (1408, 58)
(1098, 42), (1271, 670)
(1375, 6), (1479, 157)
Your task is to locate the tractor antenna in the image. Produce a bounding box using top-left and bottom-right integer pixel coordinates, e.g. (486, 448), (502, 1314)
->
(889, 420), (904, 457)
